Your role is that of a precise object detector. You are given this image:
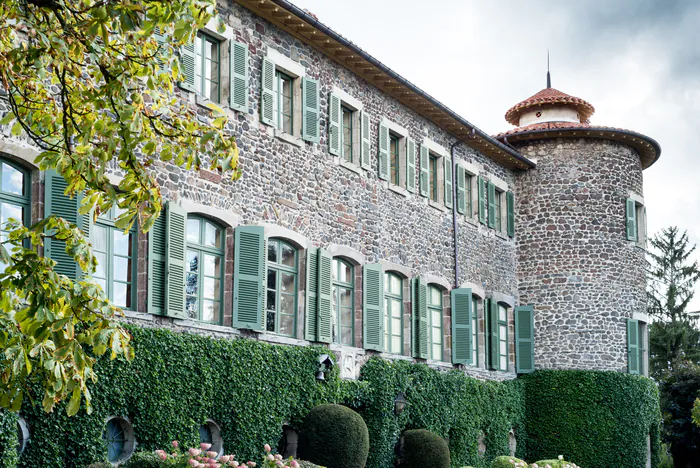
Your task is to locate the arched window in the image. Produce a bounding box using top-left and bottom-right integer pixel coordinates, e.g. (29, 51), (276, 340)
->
(0, 158), (30, 273)
(17, 416), (29, 456)
(266, 238), (297, 336)
(332, 257), (354, 345)
(93, 206), (137, 309)
(102, 416), (135, 463)
(427, 284), (443, 360)
(186, 216), (224, 323)
(199, 420), (223, 457)
(384, 272), (403, 354)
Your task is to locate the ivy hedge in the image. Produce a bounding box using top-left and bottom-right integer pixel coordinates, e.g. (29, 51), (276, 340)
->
(522, 370), (661, 468)
(1, 325), (660, 468)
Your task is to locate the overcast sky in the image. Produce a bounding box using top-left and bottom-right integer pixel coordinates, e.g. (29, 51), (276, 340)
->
(288, 0), (700, 310)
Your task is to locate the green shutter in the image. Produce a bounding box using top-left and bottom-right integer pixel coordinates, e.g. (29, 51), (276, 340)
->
(317, 249), (333, 343)
(451, 288), (472, 364)
(363, 263), (384, 351)
(444, 157), (453, 208)
(626, 198), (637, 241)
(302, 77), (320, 143)
(233, 226), (266, 330)
(456, 165), (466, 214)
(328, 93), (341, 156)
(304, 248), (319, 341)
(406, 138), (416, 193)
(477, 176), (486, 224)
(488, 299), (499, 370)
(230, 40), (249, 112)
(44, 170), (90, 279)
(419, 146), (429, 197)
(260, 57), (275, 126)
(147, 209), (167, 315)
(164, 201), (187, 318)
(627, 319), (640, 374)
(179, 40), (196, 92)
(413, 277), (429, 359)
(377, 121), (389, 180)
(515, 305), (535, 374)
(638, 322), (645, 376)
(487, 181), (496, 229)
(360, 111), (371, 169)
(506, 191), (515, 238)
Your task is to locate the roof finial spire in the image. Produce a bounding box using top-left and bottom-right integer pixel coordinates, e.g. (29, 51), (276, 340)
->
(547, 50), (551, 89)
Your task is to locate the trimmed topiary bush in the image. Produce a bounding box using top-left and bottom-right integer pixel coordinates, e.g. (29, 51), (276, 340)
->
(400, 429), (450, 468)
(298, 462), (326, 468)
(123, 451), (162, 467)
(534, 460), (579, 468)
(298, 404), (369, 468)
(492, 456), (528, 467)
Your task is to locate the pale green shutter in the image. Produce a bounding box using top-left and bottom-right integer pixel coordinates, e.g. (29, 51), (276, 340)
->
(302, 77), (320, 143)
(487, 181), (496, 229)
(163, 202), (187, 318)
(317, 249), (333, 343)
(304, 248), (319, 341)
(451, 288), (472, 364)
(477, 176), (486, 224)
(406, 138), (416, 193)
(179, 41), (196, 92)
(506, 191), (515, 238)
(363, 263), (384, 351)
(627, 319), (640, 374)
(44, 170), (89, 279)
(456, 165), (466, 214)
(260, 57), (275, 126)
(360, 111), (371, 169)
(488, 299), (499, 370)
(419, 146), (429, 197)
(638, 323), (645, 376)
(413, 277), (429, 359)
(328, 93), (341, 156)
(233, 226), (266, 330)
(147, 209), (167, 315)
(626, 198), (637, 241)
(515, 305), (535, 374)
(377, 121), (389, 180)
(444, 157), (453, 208)
(230, 40), (249, 112)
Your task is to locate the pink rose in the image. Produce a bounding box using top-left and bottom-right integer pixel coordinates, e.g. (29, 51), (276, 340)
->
(201, 443), (213, 451)
(173, 440), (180, 448)
(264, 444), (271, 453)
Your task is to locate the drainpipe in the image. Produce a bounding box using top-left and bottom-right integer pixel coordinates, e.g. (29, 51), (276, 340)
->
(450, 137), (467, 289)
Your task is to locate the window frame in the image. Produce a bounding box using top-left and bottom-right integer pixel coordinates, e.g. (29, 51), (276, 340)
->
(194, 31), (221, 103)
(384, 272), (404, 355)
(266, 238), (298, 337)
(92, 205), (138, 310)
(470, 295), (479, 367)
(465, 171), (474, 218)
(0, 158), (31, 273)
(332, 257), (354, 346)
(497, 303), (508, 371)
(495, 188), (504, 232)
(274, 70), (294, 135)
(389, 132), (401, 186)
(429, 153), (440, 203)
(341, 105), (354, 164)
(186, 216), (225, 324)
(427, 284), (443, 361)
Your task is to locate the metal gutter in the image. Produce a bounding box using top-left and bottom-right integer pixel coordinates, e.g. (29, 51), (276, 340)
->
(269, 0), (536, 169)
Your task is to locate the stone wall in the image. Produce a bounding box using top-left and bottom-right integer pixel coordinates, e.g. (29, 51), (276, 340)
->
(514, 138), (647, 371)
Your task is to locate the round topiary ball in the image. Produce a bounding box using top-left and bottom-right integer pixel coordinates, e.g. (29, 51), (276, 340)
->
(400, 429), (450, 468)
(298, 404), (369, 468)
(492, 455), (528, 467)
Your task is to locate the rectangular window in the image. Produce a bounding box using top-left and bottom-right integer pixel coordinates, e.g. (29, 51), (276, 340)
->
(428, 285), (443, 360)
(498, 304), (508, 371)
(495, 189), (503, 232)
(275, 71), (294, 134)
(341, 106), (353, 163)
(390, 133), (400, 186)
(332, 258), (354, 346)
(266, 238), (298, 337)
(429, 154), (439, 202)
(470, 296), (479, 367)
(194, 32), (220, 102)
(465, 173), (473, 217)
(384, 272), (403, 354)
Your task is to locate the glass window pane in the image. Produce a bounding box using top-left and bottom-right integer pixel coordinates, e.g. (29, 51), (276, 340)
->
(94, 252), (107, 279)
(113, 256), (130, 282)
(431, 310), (441, 326)
(113, 230), (131, 257)
(500, 340), (507, 355)
(391, 300), (401, 318)
(280, 294), (295, 315)
(96, 278), (107, 292)
(432, 327), (441, 342)
(204, 222), (220, 248)
(341, 326), (352, 345)
(392, 275), (401, 293)
(0, 202), (22, 227)
(266, 311), (275, 332)
(187, 250), (199, 273)
(267, 241), (278, 263)
(203, 254), (220, 277)
(341, 306), (352, 326)
(280, 314), (294, 336)
(202, 300), (219, 323)
(499, 305), (507, 322)
(266, 291), (276, 312)
(203, 277), (219, 299)
(267, 269), (277, 290)
(332, 259), (338, 280)
(187, 218), (200, 243)
(392, 336), (401, 354)
(280, 272), (295, 294)
(500, 356), (507, 370)
(281, 244), (295, 267)
(1, 163), (24, 196)
(186, 273), (198, 296)
(432, 344), (442, 361)
(340, 288), (351, 307)
(113, 282), (129, 308)
(186, 295), (197, 319)
(392, 318), (401, 334)
(93, 225), (108, 252)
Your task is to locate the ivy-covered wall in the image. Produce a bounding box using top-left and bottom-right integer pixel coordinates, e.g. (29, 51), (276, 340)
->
(1, 326), (660, 468)
(522, 370), (661, 468)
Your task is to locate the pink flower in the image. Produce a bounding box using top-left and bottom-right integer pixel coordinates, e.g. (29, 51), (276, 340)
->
(276, 462), (283, 467)
(248, 462), (257, 467)
(189, 460), (199, 467)
(230, 462), (239, 467)
(291, 461), (299, 468)
(274, 454), (282, 461)
(206, 451), (218, 459)
(266, 454), (274, 461)
(173, 440), (180, 448)
(158, 452), (168, 461)
(201, 443), (213, 451)
(189, 448), (202, 456)
(264, 444), (272, 453)
(220, 456), (231, 463)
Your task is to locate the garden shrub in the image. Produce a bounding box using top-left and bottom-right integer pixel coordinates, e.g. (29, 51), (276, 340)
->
(123, 451), (161, 467)
(399, 429), (450, 468)
(0, 410), (19, 468)
(533, 460), (578, 468)
(298, 404), (369, 468)
(298, 462), (325, 468)
(659, 363), (700, 468)
(492, 456), (527, 467)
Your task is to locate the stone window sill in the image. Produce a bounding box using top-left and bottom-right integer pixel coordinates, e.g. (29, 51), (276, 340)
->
(463, 216), (479, 227)
(388, 184), (410, 197)
(634, 242), (647, 252)
(495, 231), (509, 241)
(338, 159), (364, 175)
(173, 318), (240, 335)
(274, 129), (305, 148)
(428, 200), (447, 212)
(122, 310), (154, 321)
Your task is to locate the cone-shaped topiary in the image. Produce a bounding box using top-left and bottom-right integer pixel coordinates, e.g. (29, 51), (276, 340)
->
(399, 429), (450, 468)
(298, 404), (369, 468)
(492, 456), (528, 467)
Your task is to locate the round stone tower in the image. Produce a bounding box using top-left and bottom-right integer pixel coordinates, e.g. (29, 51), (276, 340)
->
(495, 82), (661, 371)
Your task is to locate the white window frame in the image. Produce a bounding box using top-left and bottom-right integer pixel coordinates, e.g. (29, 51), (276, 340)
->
(193, 17), (234, 106)
(489, 175), (509, 236)
(266, 48), (306, 141)
(422, 138), (449, 209)
(629, 192), (647, 248)
(332, 87), (364, 171)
